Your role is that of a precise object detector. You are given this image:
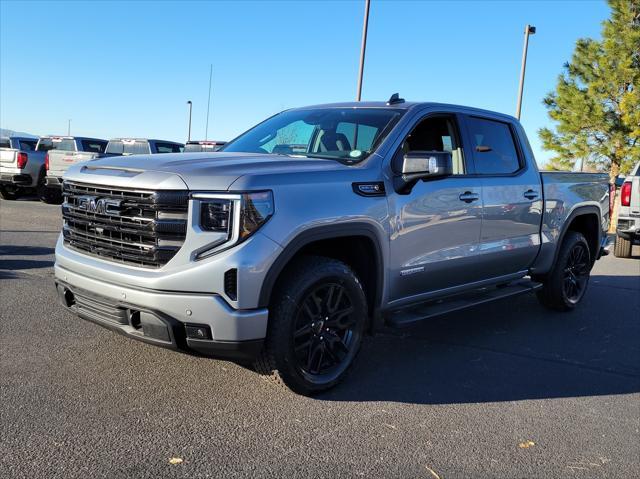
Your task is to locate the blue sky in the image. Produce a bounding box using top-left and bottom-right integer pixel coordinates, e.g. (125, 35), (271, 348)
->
(1, 0), (609, 165)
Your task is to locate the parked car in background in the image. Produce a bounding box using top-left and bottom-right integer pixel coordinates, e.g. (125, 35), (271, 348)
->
(40, 136), (109, 204)
(105, 138), (184, 156)
(54, 99), (613, 395)
(0, 136), (45, 200)
(184, 140), (226, 152)
(614, 161), (640, 258)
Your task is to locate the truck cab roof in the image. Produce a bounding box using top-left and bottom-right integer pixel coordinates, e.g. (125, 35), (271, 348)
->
(292, 101), (519, 123)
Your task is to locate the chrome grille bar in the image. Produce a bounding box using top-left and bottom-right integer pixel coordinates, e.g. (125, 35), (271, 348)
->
(61, 181), (189, 268)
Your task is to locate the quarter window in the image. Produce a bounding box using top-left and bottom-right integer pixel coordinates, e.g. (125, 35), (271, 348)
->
(467, 117), (520, 175)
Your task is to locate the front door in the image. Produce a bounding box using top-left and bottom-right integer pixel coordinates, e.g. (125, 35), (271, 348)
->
(386, 114), (484, 305)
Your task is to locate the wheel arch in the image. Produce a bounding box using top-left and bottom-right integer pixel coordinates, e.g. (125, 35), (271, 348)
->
(258, 223), (385, 324)
(546, 205), (602, 276)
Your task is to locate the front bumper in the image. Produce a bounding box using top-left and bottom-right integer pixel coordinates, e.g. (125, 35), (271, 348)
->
(0, 173), (31, 186)
(54, 264), (268, 361)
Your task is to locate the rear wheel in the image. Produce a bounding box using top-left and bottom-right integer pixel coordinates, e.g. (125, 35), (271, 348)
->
(613, 234), (632, 258)
(254, 256), (368, 395)
(0, 186), (21, 200)
(536, 231), (591, 311)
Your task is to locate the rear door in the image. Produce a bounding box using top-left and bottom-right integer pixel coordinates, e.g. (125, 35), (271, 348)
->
(461, 115), (543, 278)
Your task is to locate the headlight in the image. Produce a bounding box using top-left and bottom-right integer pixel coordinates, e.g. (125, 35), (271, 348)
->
(193, 191), (274, 259)
(200, 199), (233, 233)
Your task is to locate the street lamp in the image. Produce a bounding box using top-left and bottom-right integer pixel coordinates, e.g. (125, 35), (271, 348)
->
(356, 0), (371, 101)
(187, 101), (193, 142)
(515, 24), (536, 120)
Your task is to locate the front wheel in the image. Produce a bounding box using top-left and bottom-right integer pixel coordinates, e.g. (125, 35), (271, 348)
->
(254, 256), (368, 395)
(536, 231), (591, 311)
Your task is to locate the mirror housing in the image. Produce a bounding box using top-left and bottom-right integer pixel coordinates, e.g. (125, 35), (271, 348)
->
(392, 151), (453, 194)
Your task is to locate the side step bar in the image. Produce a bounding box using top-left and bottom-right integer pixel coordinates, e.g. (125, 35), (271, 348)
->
(386, 279), (543, 328)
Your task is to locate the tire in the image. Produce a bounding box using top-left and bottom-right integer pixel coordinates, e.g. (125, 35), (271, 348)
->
(254, 256), (368, 395)
(536, 231), (591, 311)
(38, 176), (63, 204)
(0, 186), (20, 200)
(613, 234), (632, 258)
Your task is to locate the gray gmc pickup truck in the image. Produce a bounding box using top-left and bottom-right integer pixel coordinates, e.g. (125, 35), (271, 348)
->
(54, 98), (611, 395)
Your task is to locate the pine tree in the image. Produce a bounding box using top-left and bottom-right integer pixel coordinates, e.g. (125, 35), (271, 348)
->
(539, 0), (639, 180)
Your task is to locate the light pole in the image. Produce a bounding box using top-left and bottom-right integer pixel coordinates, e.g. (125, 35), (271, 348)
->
(356, 0), (371, 101)
(187, 101), (193, 142)
(205, 64), (213, 140)
(515, 24), (536, 120)
(67, 119), (71, 136)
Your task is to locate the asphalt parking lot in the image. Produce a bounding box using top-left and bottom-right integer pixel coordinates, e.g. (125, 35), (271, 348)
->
(1, 198), (639, 479)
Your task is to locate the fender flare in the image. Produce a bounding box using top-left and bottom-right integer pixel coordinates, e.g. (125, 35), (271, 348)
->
(257, 223), (385, 312)
(541, 205), (602, 275)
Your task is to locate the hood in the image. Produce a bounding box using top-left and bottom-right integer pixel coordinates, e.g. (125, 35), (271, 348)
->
(63, 152), (348, 191)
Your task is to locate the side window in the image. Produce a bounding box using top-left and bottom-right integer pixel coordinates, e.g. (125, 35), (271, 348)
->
(154, 142), (182, 153)
(466, 117), (521, 175)
(402, 116), (466, 175)
(81, 140), (107, 153)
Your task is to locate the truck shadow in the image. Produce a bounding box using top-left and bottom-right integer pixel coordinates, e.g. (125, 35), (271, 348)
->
(320, 274), (640, 404)
(0, 245), (55, 256)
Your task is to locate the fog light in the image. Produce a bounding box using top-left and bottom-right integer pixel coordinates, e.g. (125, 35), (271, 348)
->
(186, 324), (212, 340)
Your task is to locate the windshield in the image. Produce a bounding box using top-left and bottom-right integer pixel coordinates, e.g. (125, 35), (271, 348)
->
(221, 108), (403, 162)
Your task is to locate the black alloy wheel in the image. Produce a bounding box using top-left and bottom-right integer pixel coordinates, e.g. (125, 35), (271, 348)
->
(562, 242), (590, 304)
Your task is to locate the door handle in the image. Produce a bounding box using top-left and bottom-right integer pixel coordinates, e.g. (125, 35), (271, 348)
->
(524, 189), (539, 200)
(459, 191), (480, 203)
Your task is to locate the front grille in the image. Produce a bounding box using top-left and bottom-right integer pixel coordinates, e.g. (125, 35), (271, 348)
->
(62, 181), (189, 268)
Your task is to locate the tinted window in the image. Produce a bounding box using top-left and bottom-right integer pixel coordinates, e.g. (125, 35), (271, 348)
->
(36, 138), (76, 152)
(0, 139), (10, 148)
(467, 117), (520, 174)
(154, 142), (182, 153)
(81, 140), (107, 153)
(19, 140), (37, 151)
(106, 140), (151, 155)
(402, 116), (466, 175)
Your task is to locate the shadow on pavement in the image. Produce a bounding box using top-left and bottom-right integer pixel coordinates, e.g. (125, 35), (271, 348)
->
(0, 259), (54, 274)
(319, 273), (640, 405)
(0, 245), (55, 256)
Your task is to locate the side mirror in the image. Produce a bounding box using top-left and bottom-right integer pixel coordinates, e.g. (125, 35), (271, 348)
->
(392, 150), (453, 194)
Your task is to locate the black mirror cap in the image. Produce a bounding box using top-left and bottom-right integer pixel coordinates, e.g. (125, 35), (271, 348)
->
(392, 151), (453, 194)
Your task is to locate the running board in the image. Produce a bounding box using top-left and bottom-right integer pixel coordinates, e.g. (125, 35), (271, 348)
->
(386, 279), (543, 328)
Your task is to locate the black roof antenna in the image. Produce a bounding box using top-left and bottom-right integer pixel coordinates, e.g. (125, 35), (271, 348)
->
(387, 93), (405, 105)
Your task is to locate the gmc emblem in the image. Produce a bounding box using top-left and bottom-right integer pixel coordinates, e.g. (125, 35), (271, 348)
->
(77, 195), (123, 216)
